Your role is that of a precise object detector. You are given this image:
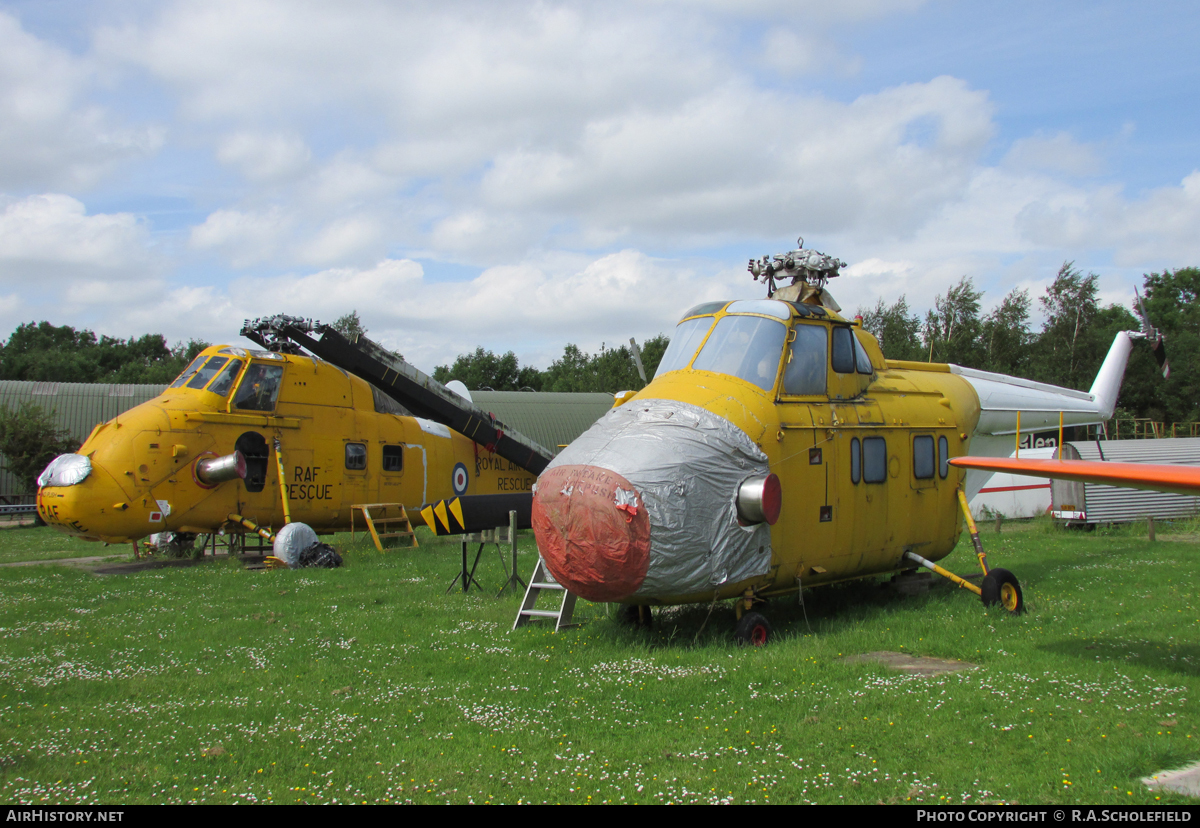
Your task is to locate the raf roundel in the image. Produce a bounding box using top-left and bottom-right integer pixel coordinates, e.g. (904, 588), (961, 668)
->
(452, 462), (469, 495)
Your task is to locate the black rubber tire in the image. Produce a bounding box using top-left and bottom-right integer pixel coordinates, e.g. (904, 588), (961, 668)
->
(981, 567), (1024, 614)
(619, 604), (653, 629)
(734, 611), (772, 646)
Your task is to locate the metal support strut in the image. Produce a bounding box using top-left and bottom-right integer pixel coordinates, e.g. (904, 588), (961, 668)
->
(902, 549), (982, 597)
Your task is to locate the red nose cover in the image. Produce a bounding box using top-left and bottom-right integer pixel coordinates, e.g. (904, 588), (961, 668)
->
(532, 464), (651, 603)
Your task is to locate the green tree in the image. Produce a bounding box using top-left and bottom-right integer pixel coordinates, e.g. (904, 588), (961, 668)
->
(1031, 262), (1100, 388)
(0, 402), (77, 493)
(981, 287), (1031, 375)
(331, 311), (367, 339)
(1030, 262), (1139, 391)
(0, 322), (210, 384)
(857, 296), (923, 361)
(638, 334), (670, 380)
(433, 347), (528, 390)
(922, 277), (984, 365)
(1119, 267), (1200, 423)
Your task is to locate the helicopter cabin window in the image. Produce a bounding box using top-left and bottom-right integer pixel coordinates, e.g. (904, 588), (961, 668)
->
(186, 356), (228, 390)
(233, 364), (284, 412)
(207, 359), (244, 397)
(913, 435), (935, 479)
(345, 443), (367, 470)
(831, 326), (856, 374)
(782, 323), (827, 396)
(654, 315), (716, 378)
(862, 436), (887, 483)
(850, 437), (861, 484)
(382, 445), (404, 472)
(852, 332), (874, 374)
(169, 355), (208, 388)
(690, 315), (787, 392)
(938, 435), (950, 479)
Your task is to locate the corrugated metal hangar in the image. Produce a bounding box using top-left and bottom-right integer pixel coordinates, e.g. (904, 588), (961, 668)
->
(1052, 438), (1200, 525)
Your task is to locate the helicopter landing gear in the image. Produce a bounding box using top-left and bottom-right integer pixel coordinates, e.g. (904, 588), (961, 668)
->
(619, 604), (654, 629)
(981, 568), (1024, 614)
(734, 611), (771, 646)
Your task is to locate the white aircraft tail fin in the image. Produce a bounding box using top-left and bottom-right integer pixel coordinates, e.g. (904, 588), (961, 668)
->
(1086, 331), (1133, 422)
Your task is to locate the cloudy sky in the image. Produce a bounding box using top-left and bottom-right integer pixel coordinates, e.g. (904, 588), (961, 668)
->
(1, 0), (1198, 372)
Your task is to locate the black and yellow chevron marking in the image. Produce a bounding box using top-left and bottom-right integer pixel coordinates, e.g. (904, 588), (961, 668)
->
(420, 497), (468, 535)
(419, 493), (533, 536)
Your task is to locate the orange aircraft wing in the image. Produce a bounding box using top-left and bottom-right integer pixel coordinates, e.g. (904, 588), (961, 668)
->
(949, 456), (1200, 498)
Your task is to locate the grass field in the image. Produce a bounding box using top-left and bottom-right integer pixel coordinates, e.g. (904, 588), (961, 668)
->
(0, 517), (1198, 805)
(0, 523), (131, 565)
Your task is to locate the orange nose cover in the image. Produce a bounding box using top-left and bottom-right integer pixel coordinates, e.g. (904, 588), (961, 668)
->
(532, 464), (651, 603)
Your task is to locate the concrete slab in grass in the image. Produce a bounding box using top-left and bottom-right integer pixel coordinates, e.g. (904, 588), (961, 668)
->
(840, 651), (978, 676)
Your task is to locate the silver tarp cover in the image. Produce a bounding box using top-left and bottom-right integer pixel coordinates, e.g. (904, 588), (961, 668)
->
(273, 522), (318, 568)
(546, 398), (773, 598)
(37, 454), (92, 488)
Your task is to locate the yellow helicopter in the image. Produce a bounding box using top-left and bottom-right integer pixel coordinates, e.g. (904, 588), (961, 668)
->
(531, 240), (1142, 643)
(36, 318), (544, 551)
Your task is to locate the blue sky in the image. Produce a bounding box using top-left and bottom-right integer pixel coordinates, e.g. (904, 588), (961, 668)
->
(0, 0), (1197, 372)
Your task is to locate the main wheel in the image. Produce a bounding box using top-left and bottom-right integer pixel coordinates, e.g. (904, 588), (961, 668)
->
(734, 611), (772, 646)
(981, 568), (1024, 614)
(619, 604), (653, 629)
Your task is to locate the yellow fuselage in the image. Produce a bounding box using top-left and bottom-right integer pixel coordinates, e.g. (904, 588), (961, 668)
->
(38, 345), (536, 543)
(532, 299), (983, 605)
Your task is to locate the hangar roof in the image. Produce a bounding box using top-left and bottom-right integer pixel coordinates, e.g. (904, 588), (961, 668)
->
(472, 391), (613, 455)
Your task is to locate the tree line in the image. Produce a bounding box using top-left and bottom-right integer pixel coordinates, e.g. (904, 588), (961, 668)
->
(431, 337), (670, 394)
(856, 263), (1199, 426)
(0, 321), (210, 385)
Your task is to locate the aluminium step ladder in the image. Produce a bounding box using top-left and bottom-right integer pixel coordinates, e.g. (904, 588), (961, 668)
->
(513, 556), (579, 632)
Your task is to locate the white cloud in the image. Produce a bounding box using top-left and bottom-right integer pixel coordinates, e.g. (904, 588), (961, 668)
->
(759, 27), (862, 76)
(1014, 170), (1200, 268)
(5, 0), (1198, 372)
(1003, 131), (1104, 177)
(0, 194), (157, 280)
(479, 76), (993, 243)
(189, 207), (292, 267)
(0, 12), (161, 189)
(216, 131), (312, 183)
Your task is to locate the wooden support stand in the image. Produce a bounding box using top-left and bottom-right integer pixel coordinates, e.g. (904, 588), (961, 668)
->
(351, 503), (418, 552)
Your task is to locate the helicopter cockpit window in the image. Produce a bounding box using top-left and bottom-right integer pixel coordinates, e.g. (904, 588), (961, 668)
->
(653, 316), (716, 378)
(233, 364), (284, 412)
(782, 323), (827, 396)
(852, 332), (874, 374)
(831, 326), (855, 374)
(169, 355), (208, 389)
(186, 356), (228, 390)
(691, 315), (787, 392)
(207, 359), (244, 397)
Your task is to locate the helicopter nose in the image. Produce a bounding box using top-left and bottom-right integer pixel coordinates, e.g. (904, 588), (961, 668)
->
(532, 398), (775, 603)
(531, 464), (651, 603)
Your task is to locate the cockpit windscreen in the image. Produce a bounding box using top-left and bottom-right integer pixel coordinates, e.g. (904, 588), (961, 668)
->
(691, 315), (787, 391)
(169, 355), (208, 389)
(653, 316), (715, 378)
